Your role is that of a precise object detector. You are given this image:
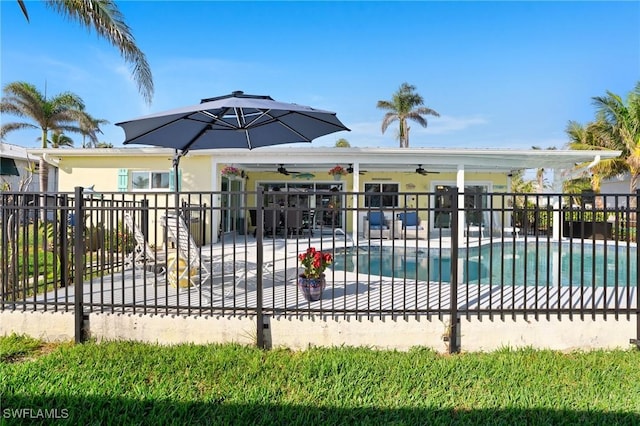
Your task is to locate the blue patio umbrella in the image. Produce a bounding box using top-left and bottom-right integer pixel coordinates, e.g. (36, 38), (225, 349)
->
(115, 91), (350, 213)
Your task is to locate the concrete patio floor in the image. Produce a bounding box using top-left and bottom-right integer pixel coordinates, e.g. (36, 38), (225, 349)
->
(26, 235), (636, 318)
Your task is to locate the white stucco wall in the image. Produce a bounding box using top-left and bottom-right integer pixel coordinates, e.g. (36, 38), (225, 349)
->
(461, 314), (636, 352)
(3, 311), (636, 353)
(0, 311), (75, 342)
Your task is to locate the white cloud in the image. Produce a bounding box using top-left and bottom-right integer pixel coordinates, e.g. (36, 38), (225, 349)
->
(420, 114), (488, 135)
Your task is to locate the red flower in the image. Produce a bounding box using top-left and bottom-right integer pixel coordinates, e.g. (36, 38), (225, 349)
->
(298, 247), (333, 279)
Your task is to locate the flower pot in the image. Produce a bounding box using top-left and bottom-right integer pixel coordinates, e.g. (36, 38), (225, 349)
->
(298, 274), (326, 302)
(333, 174), (341, 181)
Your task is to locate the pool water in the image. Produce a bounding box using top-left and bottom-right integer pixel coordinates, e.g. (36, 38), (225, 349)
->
(332, 242), (637, 287)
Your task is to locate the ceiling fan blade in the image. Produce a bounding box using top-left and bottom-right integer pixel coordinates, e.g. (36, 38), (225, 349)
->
(347, 164), (367, 175)
(277, 164), (290, 175)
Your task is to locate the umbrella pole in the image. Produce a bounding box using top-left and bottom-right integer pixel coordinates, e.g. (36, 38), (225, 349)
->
(173, 149), (181, 218)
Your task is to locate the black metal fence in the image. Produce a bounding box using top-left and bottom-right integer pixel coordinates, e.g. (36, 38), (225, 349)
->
(1, 187), (638, 351)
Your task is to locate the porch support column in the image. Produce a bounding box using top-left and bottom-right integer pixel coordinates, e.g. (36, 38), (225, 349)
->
(456, 165), (465, 247)
(551, 168), (564, 241)
(506, 172), (514, 233)
(211, 158), (220, 244)
(351, 162), (360, 242)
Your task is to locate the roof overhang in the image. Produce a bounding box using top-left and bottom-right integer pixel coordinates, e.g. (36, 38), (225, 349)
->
(29, 146), (622, 173)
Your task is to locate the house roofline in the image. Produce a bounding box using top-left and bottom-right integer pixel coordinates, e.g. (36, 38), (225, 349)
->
(27, 146), (622, 174)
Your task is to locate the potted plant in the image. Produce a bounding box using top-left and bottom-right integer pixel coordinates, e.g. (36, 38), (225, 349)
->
(328, 165), (347, 180)
(297, 247), (332, 301)
(221, 165), (242, 178)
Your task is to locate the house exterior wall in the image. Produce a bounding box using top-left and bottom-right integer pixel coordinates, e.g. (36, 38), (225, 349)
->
(52, 155), (510, 242)
(57, 155), (213, 193)
(600, 174), (632, 208)
(33, 149), (513, 244)
(244, 169), (508, 234)
(1, 142), (49, 192)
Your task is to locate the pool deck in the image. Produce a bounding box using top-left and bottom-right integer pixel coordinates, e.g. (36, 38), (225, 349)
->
(27, 235), (637, 316)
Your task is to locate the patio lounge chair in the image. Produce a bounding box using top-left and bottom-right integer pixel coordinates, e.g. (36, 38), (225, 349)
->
(398, 212), (428, 240)
(165, 214), (261, 296)
(164, 214), (215, 291)
(123, 212), (166, 275)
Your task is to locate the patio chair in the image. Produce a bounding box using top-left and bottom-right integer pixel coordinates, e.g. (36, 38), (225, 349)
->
(165, 214), (263, 296)
(285, 209), (305, 238)
(434, 211), (451, 228)
(164, 214), (215, 291)
(263, 207), (282, 238)
(398, 212), (428, 240)
(123, 212), (166, 275)
(364, 211), (397, 239)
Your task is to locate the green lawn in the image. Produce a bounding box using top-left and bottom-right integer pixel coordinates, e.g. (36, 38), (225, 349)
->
(1, 334), (639, 425)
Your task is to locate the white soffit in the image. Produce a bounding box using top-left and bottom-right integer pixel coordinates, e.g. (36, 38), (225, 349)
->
(30, 147), (621, 173)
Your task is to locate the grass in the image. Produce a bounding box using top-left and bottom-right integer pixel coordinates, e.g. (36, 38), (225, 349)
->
(1, 335), (639, 425)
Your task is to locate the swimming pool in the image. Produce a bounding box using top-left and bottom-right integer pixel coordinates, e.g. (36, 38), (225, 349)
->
(332, 242), (637, 287)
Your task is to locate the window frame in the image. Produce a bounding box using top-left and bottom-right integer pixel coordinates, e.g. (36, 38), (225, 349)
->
(130, 170), (171, 191)
(363, 182), (400, 208)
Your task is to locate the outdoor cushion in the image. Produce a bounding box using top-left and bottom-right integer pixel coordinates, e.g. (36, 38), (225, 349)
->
(368, 212), (386, 227)
(369, 224), (388, 230)
(399, 212), (418, 228)
(404, 225), (423, 231)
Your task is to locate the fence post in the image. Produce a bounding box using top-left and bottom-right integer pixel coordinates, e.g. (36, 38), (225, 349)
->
(449, 187), (460, 353)
(59, 195), (69, 290)
(74, 187), (86, 343)
(141, 198), (149, 241)
(631, 190), (640, 349)
(256, 188), (265, 349)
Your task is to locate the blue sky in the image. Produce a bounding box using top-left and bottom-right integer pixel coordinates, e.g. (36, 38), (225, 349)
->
(1, 1), (638, 150)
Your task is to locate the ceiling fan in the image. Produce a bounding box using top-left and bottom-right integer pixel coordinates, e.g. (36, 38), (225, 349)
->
(413, 165), (440, 176)
(347, 164), (367, 175)
(277, 164), (300, 176)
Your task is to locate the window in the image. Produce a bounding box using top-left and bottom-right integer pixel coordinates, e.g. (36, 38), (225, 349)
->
(364, 183), (399, 208)
(0, 157), (19, 176)
(432, 184), (490, 228)
(131, 171), (170, 190)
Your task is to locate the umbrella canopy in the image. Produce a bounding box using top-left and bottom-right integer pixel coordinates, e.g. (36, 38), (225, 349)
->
(116, 91), (350, 152)
(115, 91), (349, 215)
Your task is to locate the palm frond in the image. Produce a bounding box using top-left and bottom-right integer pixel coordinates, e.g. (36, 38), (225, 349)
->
(0, 122), (38, 139)
(17, 0), (29, 21)
(381, 113), (398, 133)
(45, 0), (154, 104)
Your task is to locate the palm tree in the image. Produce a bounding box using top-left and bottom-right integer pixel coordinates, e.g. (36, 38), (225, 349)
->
(16, 0), (153, 104)
(0, 81), (87, 198)
(79, 113), (109, 148)
(38, 131), (74, 148)
(377, 82), (439, 148)
(531, 146), (557, 193)
(566, 82), (640, 194)
(591, 82), (640, 193)
(566, 120), (624, 192)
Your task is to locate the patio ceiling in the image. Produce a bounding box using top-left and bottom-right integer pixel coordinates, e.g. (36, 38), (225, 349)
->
(31, 146), (622, 174)
(205, 147), (623, 174)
